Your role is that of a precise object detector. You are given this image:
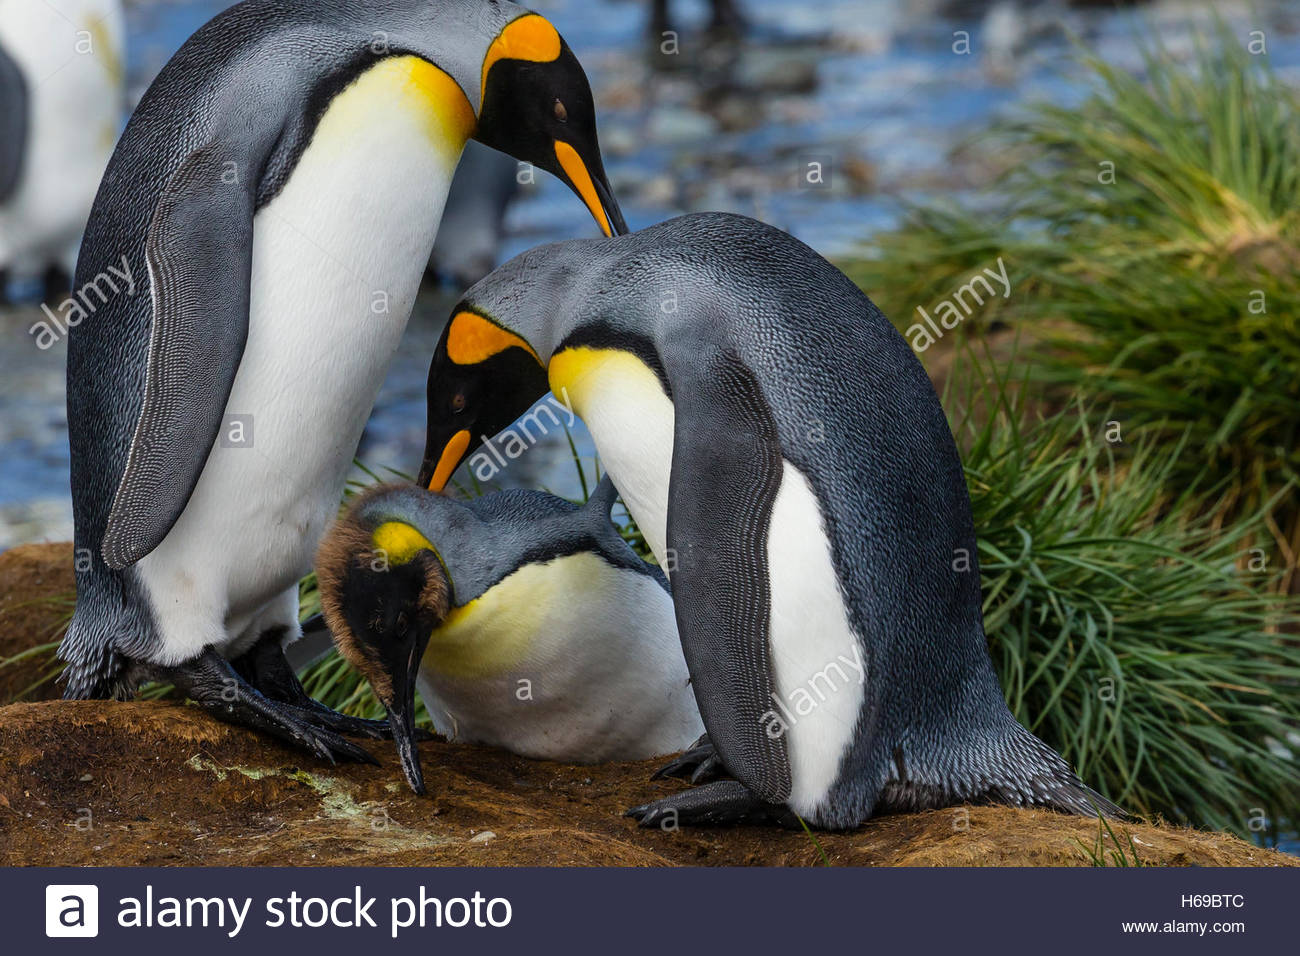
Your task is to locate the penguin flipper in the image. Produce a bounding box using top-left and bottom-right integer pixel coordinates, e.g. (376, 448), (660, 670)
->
(665, 347), (792, 805)
(0, 41), (28, 204)
(584, 472), (620, 517)
(101, 145), (256, 570)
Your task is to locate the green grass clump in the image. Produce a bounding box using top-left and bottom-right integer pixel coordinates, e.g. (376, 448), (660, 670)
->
(959, 360), (1300, 836)
(843, 26), (1300, 541)
(1074, 809), (1146, 867)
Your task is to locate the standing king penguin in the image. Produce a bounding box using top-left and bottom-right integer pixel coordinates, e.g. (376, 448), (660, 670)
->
(315, 476), (703, 794)
(0, 0), (125, 293)
(61, 0), (627, 762)
(417, 213), (1123, 828)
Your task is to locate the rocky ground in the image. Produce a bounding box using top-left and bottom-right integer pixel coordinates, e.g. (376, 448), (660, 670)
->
(3, 700), (1294, 868)
(0, 543), (1294, 868)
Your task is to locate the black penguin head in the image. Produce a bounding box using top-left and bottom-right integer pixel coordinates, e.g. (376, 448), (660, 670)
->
(474, 13), (627, 237)
(418, 307), (549, 492)
(316, 500), (452, 795)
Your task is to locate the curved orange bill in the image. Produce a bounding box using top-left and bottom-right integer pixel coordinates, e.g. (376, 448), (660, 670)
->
(554, 140), (628, 237)
(428, 429), (472, 492)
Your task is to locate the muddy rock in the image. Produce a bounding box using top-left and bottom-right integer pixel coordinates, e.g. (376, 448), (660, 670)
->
(0, 700), (1292, 868)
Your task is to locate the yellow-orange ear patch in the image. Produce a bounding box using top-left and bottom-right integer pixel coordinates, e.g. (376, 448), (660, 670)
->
(445, 311), (541, 366)
(481, 13), (563, 101)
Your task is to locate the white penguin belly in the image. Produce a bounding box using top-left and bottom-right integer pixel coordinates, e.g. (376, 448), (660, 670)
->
(415, 552), (702, 761)
(548, 346), (864, 813)
(135, 57), (472, 663)
(765, 464), (865, 818)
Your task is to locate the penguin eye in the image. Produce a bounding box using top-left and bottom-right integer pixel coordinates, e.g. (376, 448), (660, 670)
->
(450, 392), (467, 414)
(553, 99), (568, 123)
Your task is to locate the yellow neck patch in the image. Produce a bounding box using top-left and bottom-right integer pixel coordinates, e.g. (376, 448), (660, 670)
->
(481, 14), (563, 103)
(548, 346), (659, 413)
(446, 311), (542, 366)
(371, 521), (436, 566)
(423, 595), (527, 679)
(422, 553), (600, 679)
(342, 57), (475, 161)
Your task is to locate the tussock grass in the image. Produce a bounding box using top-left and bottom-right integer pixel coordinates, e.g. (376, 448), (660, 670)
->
(0, 591), (72, 701)
(843, 26), (1300, 546)
(958, 356), (1300, 835)
(1074, 809), (1146, 867)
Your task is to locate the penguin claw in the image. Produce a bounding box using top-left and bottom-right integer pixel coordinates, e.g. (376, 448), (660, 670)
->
(624, 803), (657, 824)
(260, 705), (380, 766)
(228, 632), (428, 743)
(627, 780), (798, 829)
(294, 704), (409, 742)
(303, 725), (380, 766)
(157, 648), (379, 767)
(651, 734), (727, 784)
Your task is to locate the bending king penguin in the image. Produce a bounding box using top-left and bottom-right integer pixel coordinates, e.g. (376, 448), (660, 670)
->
(61, 0), (626, 761)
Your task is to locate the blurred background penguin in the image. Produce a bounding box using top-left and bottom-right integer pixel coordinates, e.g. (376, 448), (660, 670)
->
(0, 0), (125, 302)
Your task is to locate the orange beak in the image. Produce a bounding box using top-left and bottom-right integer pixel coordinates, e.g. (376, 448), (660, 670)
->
(427, 430), (472, 492)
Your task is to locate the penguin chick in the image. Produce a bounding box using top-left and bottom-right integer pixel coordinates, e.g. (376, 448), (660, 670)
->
(316, 477), (703, 794)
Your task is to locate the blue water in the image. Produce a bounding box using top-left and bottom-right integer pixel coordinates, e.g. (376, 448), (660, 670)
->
(7, 0), (1300, 537)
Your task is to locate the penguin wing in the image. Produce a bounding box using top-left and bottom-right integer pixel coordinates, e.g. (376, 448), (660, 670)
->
(665, 346), (793, 805)
(0, 42), (28, 203)
(100, 145), (256, 570)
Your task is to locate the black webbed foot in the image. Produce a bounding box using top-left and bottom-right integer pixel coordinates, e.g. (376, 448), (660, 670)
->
(231, 630), (422, 741)
(158, 648), (379, 765)
(627, 780), (798, 829)
(652, 733), (728, 784)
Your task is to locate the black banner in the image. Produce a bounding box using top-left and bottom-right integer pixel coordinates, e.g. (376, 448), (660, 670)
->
(11, 866), (1296, 953)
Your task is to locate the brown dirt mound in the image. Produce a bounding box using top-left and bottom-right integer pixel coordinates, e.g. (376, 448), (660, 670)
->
(0, 700), (1291, 868)
(0, 543), (73, 702)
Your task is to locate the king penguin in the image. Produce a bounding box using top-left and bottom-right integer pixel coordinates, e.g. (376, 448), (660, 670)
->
(0, 0), (125, 294)
(415, 212), (1124, 829)
(61, 0), (628, 763)
(315, 475), (703, 794)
